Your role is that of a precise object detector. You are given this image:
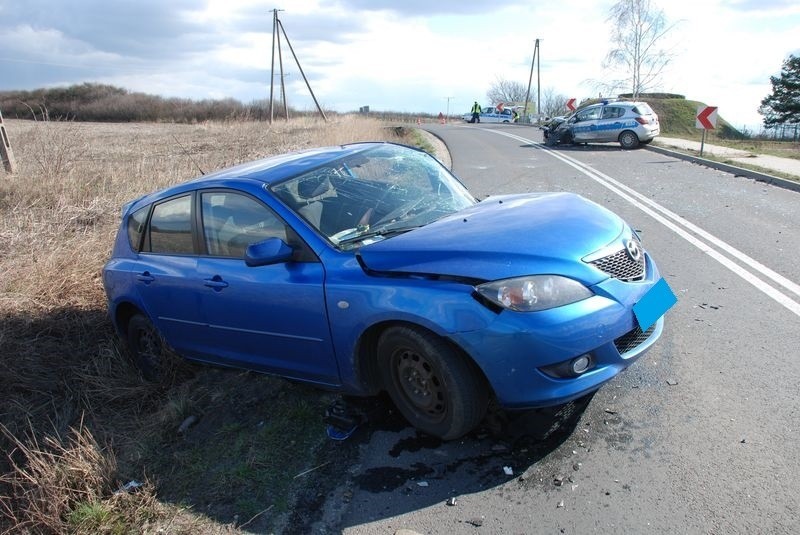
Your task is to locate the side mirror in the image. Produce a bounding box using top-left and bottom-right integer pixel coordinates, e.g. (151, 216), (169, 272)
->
(245, 237), (293, 267)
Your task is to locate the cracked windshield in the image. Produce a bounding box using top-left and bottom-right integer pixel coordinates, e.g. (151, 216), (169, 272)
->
(272, 145), (475, 249)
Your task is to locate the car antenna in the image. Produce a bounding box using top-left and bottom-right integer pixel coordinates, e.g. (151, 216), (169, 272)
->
(172, 134), (205, 175)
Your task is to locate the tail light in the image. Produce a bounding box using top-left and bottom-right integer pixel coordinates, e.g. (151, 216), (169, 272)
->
(635, 117), (649, 125)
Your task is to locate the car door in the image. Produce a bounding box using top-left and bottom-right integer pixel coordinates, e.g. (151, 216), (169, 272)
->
(134, 193), (208, 356)
(481, 107), (500, 123)
(571, 106), (602, 142)
(598, 105), (626, 142)
(195, 190), (339, 385)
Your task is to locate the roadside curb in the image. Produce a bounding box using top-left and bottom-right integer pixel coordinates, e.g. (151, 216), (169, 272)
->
(645, 144), (800, 194)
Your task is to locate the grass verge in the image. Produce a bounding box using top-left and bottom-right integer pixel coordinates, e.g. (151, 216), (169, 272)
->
(0, 115), (438, 533)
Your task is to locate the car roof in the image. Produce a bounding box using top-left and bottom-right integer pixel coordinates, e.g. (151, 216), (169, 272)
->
(197, 142), (384, 185)
(124, 141), (406, 213)
(584, 100), (647, 109)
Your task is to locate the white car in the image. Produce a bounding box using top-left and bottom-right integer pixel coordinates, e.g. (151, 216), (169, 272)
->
(462, 107), (515, 124)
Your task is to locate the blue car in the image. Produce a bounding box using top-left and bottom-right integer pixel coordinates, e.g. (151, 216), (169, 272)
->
(103, 142), (666, 439)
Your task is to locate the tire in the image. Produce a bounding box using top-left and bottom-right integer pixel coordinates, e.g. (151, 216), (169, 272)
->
(127, 314), (166, 381)
(377, 325), (488, 440)
(619, 130), (640, 149)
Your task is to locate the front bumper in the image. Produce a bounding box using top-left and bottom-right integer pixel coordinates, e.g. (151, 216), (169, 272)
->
(453, 254), (663, 409)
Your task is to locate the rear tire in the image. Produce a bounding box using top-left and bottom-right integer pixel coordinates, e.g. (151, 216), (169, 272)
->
(377, 325), (488, 440)
(127, 314), (166, 381)
(619, 130), (640, 149)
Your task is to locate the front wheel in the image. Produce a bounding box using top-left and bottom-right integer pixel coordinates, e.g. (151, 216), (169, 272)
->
(377, 325), (488, 440)
(619, 130), (640, 149)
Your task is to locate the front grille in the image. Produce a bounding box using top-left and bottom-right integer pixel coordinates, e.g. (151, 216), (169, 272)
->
(589, 248), (646, 281)
(614, 323), (656, 354)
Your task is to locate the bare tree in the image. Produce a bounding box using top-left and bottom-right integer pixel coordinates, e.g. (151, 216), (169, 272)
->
(540, 88), (570, 119)
(487, 78), (529, 106)
(602, 0), (677, 98)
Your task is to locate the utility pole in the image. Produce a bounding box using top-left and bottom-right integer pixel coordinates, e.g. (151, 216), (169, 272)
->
(523, 38), (540, 124)
(269, 9), (327, 122)
(276, 9), (288, 120)
(0, 109), (16, 174)
(445, 97), (453, 123)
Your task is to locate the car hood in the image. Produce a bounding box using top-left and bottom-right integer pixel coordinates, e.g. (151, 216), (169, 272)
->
(358, 192), (624, 284)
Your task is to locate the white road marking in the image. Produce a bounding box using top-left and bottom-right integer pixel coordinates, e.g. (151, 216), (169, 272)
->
(487, 129), (800, 318)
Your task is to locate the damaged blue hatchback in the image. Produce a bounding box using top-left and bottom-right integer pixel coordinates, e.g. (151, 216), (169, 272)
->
(103, 142), (668, 439)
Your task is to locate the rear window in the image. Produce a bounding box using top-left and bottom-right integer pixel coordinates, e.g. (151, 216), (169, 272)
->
(602, 106), (625, 119)
(126, 205), (150, 252)
(632, 104), (653, 115)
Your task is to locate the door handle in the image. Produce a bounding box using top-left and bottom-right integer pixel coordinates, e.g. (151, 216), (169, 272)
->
(136, 272), (155, 283)
(203, 276), (229, 290)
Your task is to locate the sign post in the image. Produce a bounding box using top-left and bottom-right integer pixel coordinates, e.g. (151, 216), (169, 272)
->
(0, 109), (17, 174)
(695, 105), (718, 157)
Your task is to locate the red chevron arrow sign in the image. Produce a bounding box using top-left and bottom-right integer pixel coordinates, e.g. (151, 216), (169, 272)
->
(566, 98), (577, 111)
(696, 106), (718, 129)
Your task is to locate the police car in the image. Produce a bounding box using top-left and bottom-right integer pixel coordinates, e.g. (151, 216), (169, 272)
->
(546, 101), (660, 149)
(462, 107), (515, 123)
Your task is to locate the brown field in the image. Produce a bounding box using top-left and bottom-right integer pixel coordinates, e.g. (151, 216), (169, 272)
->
(0, 116), (425, 533)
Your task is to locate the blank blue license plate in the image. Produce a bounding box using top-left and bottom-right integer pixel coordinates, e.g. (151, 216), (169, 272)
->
(633, 278), (677, 331)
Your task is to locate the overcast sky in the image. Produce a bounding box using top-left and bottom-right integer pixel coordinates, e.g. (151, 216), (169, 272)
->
(1, 0), (798, 129)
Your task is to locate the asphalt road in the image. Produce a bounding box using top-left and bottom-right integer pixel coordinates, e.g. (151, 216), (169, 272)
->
(312, 124), (800, 534)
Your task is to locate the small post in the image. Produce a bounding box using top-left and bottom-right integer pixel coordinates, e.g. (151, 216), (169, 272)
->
(0, 109), (17, 174)
(700, 129), (706, 157)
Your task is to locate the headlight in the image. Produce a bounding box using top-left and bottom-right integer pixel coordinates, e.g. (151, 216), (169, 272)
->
(475, 275), (592, 312)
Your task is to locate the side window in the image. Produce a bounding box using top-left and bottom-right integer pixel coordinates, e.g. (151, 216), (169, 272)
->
(578, 107), (602, 121)
(602, 107), (624, 119)
(201, 191), (287, 258)
(149, 195), (194, 255)
(127, 205), (150, 252)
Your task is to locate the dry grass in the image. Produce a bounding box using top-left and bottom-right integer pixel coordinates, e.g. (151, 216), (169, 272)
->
(0, 115), (407, 533)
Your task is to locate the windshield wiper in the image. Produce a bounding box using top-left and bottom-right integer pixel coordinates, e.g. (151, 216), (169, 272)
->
(337, 224), (421, 245)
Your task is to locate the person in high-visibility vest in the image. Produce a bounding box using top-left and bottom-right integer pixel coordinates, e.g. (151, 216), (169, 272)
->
(470, 101), (481, 123)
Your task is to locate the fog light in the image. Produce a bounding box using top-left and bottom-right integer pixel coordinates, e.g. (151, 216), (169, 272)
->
(571, 355), (591, 374)
(539, 353), (595, 379)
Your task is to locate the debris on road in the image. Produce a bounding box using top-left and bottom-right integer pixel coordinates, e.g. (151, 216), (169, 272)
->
(604, 408), (618, 415)
(446, 497), (457, 506)
(293, 461), (331, 479)
(114, 480), (143, 495)
(557, 500), (565, 508)
(177, 415), (198, 434)
(416, 481), (429, 487)
(666, 379), (679, 386)
(503, 466), (514, 476)
(466, 517), (485, 527)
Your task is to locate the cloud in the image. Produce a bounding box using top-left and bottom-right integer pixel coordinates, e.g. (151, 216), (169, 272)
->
(334, 0), (527, 16)
(2, 0), (207, 61)
(727, 0), (798, 11)
(0, 0), (797, 128)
